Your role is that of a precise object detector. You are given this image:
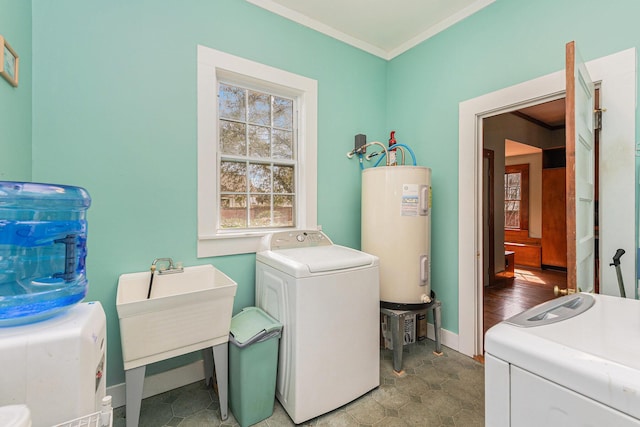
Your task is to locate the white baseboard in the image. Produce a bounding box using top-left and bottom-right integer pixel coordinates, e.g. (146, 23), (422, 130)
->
(108, 360), (206, 408)
(427, 323), (459, 351)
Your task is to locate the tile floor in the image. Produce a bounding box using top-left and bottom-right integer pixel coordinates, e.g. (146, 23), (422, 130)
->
(112, 340), (484, 426)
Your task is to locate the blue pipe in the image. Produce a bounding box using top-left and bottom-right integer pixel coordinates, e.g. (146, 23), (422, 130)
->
(373, 143), (417, 167)
(372, 152), (386, 167)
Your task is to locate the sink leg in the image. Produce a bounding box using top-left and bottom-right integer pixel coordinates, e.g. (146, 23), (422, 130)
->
(202, 347), (214, 387)
(125, 365), (146, 427)
(212, 342), (229, 421)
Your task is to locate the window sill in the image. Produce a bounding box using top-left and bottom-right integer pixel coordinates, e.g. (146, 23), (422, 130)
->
(197, 227), (316, 257)
(197, 233), (266, 257)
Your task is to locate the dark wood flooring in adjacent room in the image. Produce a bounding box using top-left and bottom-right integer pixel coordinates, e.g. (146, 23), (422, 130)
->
(483, 267), (567, 335)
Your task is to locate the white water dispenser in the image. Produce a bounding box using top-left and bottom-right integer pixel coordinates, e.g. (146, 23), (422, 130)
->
(0, 181), (105, 427)
(0, 301), (106, 427)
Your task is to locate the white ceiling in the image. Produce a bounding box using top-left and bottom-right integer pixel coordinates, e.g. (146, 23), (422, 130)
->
(246, 0), (495, 60)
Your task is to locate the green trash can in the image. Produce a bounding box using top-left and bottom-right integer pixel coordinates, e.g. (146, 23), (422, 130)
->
(228, 307), (283, 427)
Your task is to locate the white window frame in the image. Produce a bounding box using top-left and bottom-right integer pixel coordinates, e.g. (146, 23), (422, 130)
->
(197, 45), (318, 257)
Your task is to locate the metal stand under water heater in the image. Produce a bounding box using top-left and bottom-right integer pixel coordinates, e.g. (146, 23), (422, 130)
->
(362, 166), (432, 309)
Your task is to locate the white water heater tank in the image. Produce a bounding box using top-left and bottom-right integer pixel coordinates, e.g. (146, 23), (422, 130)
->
(362, 166), (432, 308)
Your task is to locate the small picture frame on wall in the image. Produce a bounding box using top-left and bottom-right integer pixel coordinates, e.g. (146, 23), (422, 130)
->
(0, 35), (19, 87)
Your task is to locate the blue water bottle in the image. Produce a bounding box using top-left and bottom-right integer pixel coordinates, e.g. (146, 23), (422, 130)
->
(0, 181), (91, 326)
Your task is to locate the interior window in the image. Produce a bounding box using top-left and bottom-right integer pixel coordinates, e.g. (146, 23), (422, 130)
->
(504, 164), (529, 230)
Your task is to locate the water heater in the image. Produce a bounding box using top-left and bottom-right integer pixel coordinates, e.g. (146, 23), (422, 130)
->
(362, 166), (432, 308)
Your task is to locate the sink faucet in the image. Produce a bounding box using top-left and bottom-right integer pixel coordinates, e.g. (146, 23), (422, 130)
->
(152, 258), (184, 275)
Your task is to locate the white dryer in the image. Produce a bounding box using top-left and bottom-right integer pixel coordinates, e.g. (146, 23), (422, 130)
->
(485, 293), (640, 427)
(256, 230), (380, 424)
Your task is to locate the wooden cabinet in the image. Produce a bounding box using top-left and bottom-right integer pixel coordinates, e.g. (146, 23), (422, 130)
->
(541, 167), (567, 268)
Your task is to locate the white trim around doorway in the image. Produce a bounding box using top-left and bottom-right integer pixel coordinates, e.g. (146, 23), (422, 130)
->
(458, 47), (636, 357)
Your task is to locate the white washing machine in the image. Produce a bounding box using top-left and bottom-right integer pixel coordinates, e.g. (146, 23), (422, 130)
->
(485, 293), (640, 427)
(256, 230), (380, 424)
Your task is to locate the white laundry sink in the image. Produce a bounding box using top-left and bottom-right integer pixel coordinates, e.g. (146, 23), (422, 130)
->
(116, 264), (237, 370)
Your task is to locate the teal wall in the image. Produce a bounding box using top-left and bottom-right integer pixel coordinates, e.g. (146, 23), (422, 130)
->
(30, 0), (387, 386)
(18, 0), (640, 388)
(0, 0), (31, 181)
(386, 0), (640, 331)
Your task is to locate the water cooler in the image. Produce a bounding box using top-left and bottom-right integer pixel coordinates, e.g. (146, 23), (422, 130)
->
(362, 166), (432, 308)
(0, 302), (107, 427)
(0, 181), (105, 427)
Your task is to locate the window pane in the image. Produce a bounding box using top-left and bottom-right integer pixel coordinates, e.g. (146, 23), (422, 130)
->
(220, 161), (246, 192)
(219, 84), (245, 121)
(505, 172), (522, 201)
(220, 195), (247, 228)
(507, 172), (521, 187)
(248, 125), (271, 158)
(274, 195), (294, 227)
(505, 186), (520, 201)
(249, 194), (271, 227)
(505, 201), (520, 228)
(273, 97), (293, 129)
(220, 120), (246, 155)
(215, 80), (300, 234)
(249, 163), (271, 193)
(273, 165), (294, 193)
(505, 200), (520, 212)
(248, 91), (270, 125)
(273, 129), (293, 159)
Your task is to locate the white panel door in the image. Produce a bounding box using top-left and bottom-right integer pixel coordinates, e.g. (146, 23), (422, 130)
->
(565, 41), (596, 293)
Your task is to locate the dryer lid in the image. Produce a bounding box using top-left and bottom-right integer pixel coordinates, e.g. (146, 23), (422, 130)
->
(263, 245), (377, 275)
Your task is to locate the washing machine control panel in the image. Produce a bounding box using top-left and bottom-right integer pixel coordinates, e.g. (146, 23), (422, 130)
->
(267, 230), (332, 250)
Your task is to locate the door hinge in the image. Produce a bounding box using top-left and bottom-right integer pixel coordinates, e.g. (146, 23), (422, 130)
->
(594, 108), (606, 130)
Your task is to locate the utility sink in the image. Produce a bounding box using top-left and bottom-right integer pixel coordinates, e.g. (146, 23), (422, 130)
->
(116, 264), (237, 370)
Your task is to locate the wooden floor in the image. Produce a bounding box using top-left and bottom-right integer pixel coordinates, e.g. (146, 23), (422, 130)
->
(483, 267), (567, 335)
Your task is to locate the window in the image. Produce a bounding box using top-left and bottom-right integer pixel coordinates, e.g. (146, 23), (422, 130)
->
(504, 164), (529, 230)
(197, 46), (318, 257)
(218, 83), (296, 229)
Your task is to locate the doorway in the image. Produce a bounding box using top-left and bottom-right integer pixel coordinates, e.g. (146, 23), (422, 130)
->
(457, 48), (636, 358)
(481, 98), (569, 334)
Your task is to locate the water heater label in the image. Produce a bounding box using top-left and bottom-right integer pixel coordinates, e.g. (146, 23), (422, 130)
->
(401, 184), (419, 216)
